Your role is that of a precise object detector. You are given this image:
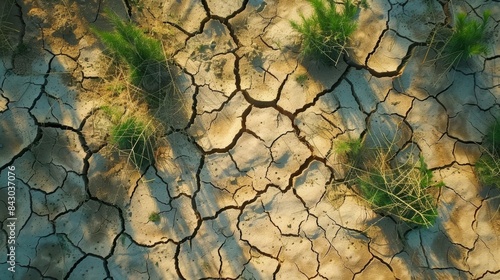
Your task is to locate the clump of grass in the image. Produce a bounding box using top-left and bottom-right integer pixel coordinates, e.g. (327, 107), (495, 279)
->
(335, 137), (362, 159)
(109, 117), (155, 169)
(290, 0), (358, 64)
(295, 73), (309, 86)
(475, 121), (500, 189)
(93, 11), (172, 106)
(101, 105), (122, 123)
(105, 82), (127, 96)
(336, 135), (442, 228)
(148, 212), (160, 223)
(440, 10), (491, 66)
(358, 155), (443, 227)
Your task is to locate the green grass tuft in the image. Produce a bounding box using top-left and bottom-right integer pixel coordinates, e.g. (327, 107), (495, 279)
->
(148, 212), (160, 223)
(295, 73), (309, 86)
(476, 154), (500, 189)
(336, 133), (443, 228)
(110, 117), (155, 169)
(290, 0), (358, 64)
(358, 155), (442, 227)
(101, 105), (122, 123)
(93, 12), (171, 106)
(335, 138), (362, 158)
(442, 11), (491, 65)
(476, 121), (500, 189)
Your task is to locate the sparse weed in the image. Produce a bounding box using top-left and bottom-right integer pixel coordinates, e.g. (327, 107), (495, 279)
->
(432, 10), (491, 67)
(110, 117), (155, 169)
(290, 0), (358, 64)
(295, 73), (309, 86)
(358, 154), (443, 227)
(198, 44), (210, 53)
(105, 82), (127, 96)
(335, 137), (362, 159)
(101, 105), (122, 123)
(148, 212), (160, 223)
(93, 11), (172, 107)
(476, 121), (500, 189)
(337, 135), (442, 227)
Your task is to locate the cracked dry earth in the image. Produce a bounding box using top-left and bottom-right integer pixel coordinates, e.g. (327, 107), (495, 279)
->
(1, 0), (500, 279)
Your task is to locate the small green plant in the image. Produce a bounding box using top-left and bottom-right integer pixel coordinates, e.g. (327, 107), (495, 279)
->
(358, 155), (443, 227)
(198, 44), (210, 53)
(441, 10), (491, 65)
(148, 212), (160, 223)
(110, 117), (155, 169)
(290, 0), (358, 64)
(101, 105), (123, 123)
(475, 121), (500, 189)
(105, 82), (126, 96)
(336, 134), (442, 228)
(335, 138), (362, 159)
(295, 73), (309, 86)
(93, 11), (172, 106)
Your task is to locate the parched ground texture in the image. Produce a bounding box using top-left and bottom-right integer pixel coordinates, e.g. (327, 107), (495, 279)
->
(1, 0), (500, 279)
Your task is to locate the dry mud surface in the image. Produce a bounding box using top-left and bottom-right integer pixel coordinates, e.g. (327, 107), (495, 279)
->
(1, 0), (500, 279)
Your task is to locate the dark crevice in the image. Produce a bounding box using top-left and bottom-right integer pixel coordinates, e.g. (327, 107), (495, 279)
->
(294, 65), (352, 116)
(365, 28), (390, 66)
(203, 105), (252, 154)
